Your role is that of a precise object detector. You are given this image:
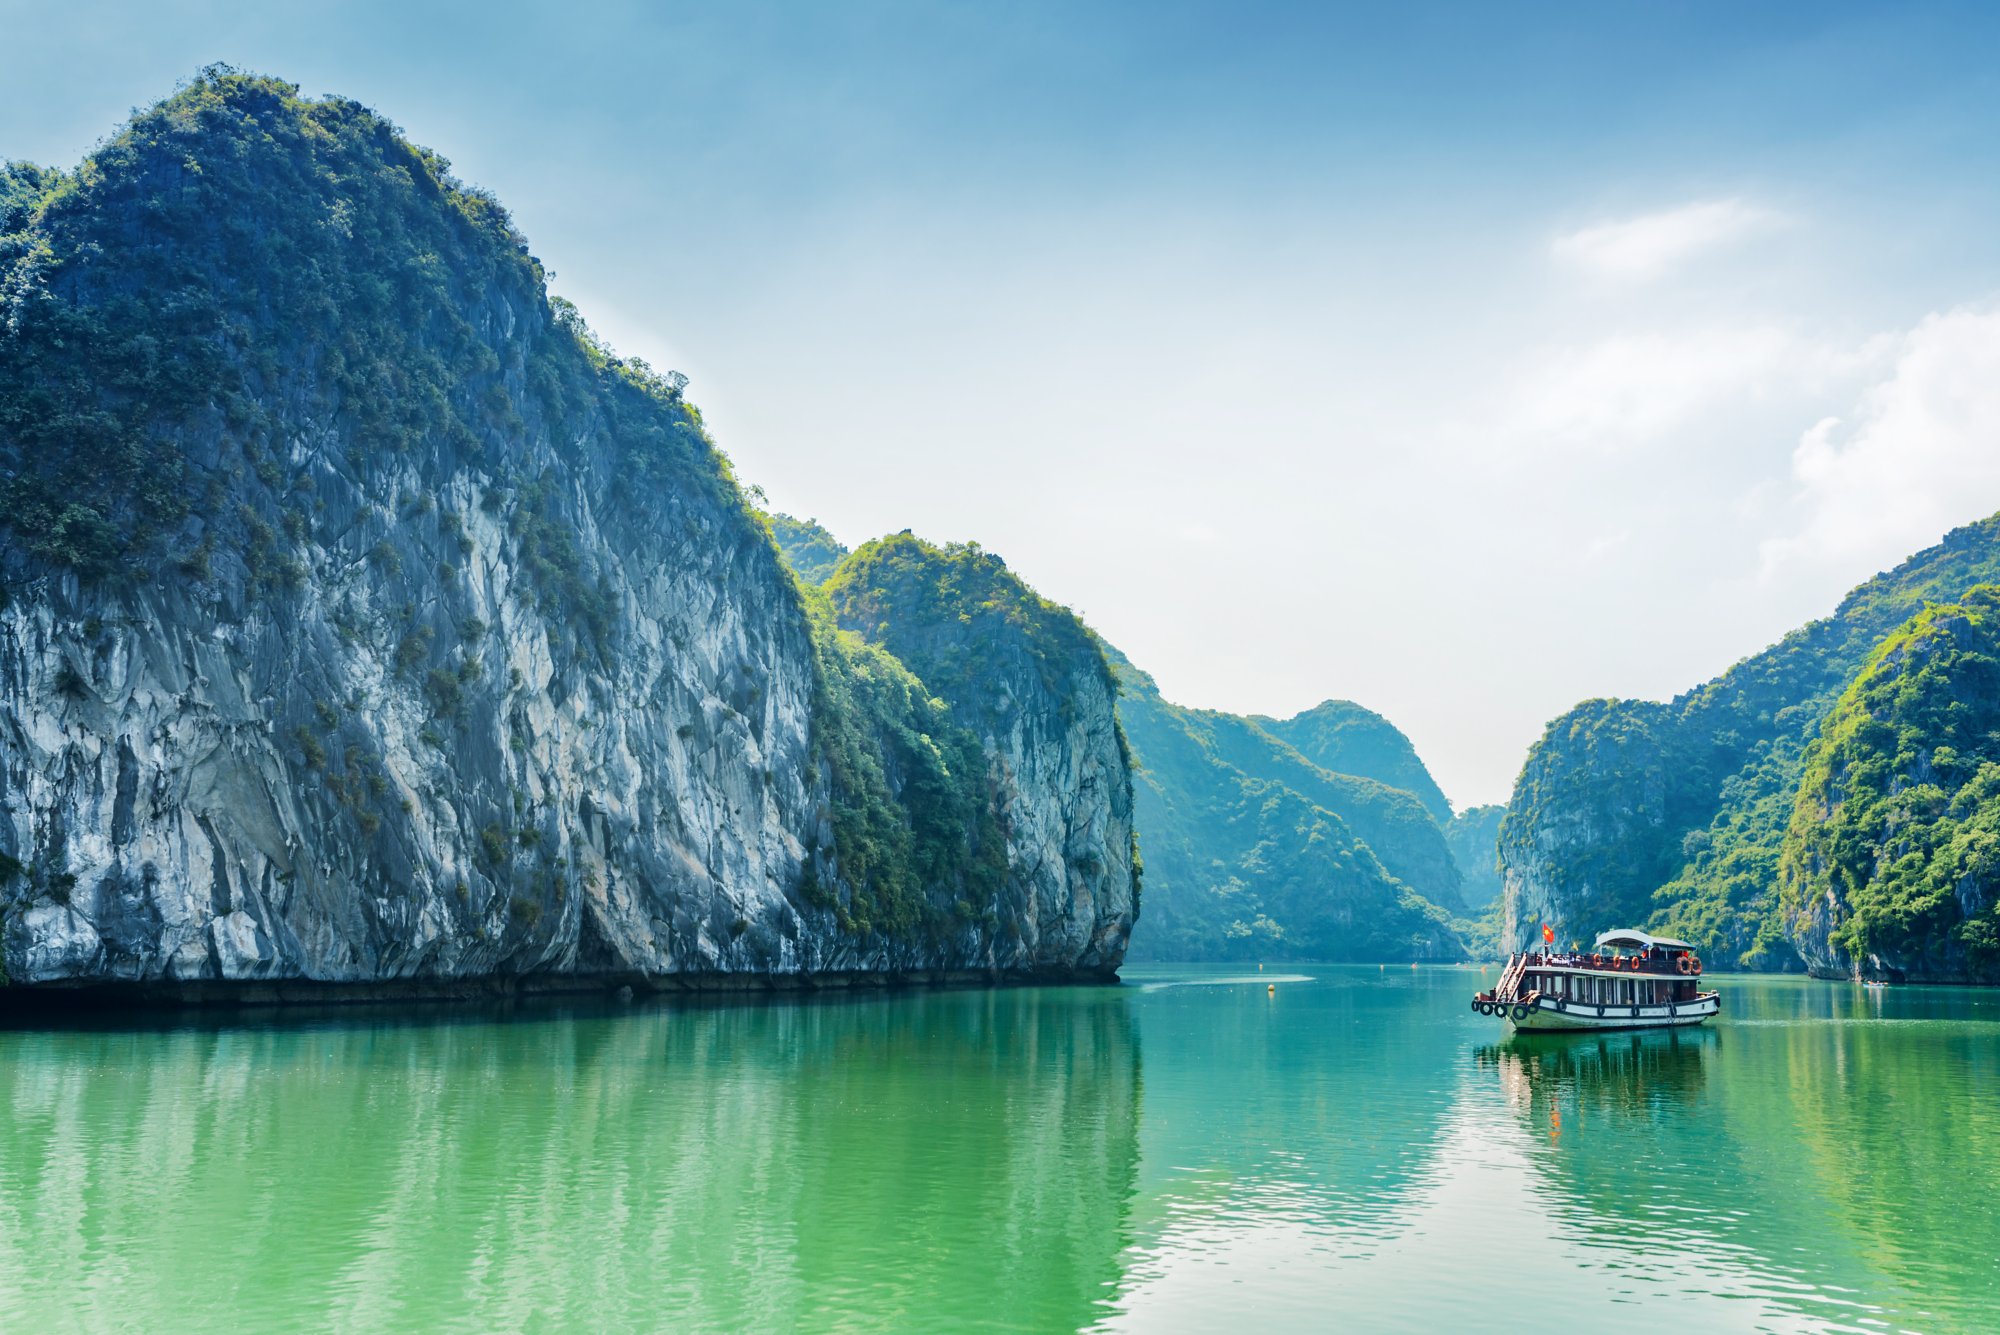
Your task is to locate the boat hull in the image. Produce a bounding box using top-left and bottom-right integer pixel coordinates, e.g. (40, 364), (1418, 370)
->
(1505, 995), (1719, 1032)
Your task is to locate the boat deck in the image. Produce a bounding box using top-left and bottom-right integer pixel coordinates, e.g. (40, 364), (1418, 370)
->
(1474, 938), (1720, 1031)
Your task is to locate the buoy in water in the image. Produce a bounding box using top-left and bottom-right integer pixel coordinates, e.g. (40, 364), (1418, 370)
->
(1267, 983), (1275, 993)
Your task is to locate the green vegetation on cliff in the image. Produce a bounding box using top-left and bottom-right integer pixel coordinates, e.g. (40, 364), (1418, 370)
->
(765, 513), (848, 585)
(1257, 701), (1454, 825)
(825, 533), (1116, 730)
(1777, 587), (2000, 981)
(0, 68), (734, 591)
(1110, 650), (1464, 962)
(0, 69), (1107, 960)
(822, 532), (1140, 937)
(1503, 512), (2000, 969)
(802, 603), (1009, 939)
(1173, 707), (1463, 910)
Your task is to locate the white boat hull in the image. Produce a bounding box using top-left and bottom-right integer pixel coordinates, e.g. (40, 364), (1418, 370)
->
(1503, 994), (1719, 1032)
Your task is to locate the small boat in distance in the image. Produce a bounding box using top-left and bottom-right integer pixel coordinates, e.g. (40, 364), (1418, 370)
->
(1471, 929), (1720, 1031)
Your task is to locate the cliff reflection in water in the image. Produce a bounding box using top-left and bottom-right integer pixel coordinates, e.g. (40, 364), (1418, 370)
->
(0, 989), (1141, 1334)
(1476, 986), (2000, 1333)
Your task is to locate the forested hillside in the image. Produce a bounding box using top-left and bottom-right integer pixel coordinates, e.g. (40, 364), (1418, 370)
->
(1501, 512), (2000, 976)
(1257, 701), (1453, 824)
(1107, 650), (1466, 961)
(765, 513), (847, 585)
(1779, 586), (2000, 982)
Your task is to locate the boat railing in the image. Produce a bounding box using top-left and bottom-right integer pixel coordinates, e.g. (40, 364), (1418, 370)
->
(1518, 949), (1701, 977)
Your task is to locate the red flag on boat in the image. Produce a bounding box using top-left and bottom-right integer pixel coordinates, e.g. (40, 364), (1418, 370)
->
(1542, 923), (1554, 945)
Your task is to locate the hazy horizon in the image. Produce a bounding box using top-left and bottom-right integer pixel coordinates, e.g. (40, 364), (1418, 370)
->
(10, 0), (2000, 806)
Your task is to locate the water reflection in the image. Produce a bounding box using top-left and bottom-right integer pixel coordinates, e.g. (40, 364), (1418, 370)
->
(1478, 1026), (1715, 1136)
(1111, 969), (2000, 1334)
(0, 989), (1141, 1334)
(5, 971), (2000, 1333)
(1472, 985), (2000, 1333)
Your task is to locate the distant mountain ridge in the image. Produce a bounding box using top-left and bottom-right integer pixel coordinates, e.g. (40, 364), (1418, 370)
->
(763, 513), (846, 584)
(764, 528), (1486, 964)
(1256, 701), (1454, 824)
(1106, 650), (1466, 962)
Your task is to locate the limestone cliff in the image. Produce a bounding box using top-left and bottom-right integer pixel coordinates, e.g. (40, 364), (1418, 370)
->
(1778, 587), (2000, 982)
(1445, 804), (1505, 909)
(0, 71), (1132, 993)
(823, 534), (1138, 970)
(1500, 511), (2000, 968)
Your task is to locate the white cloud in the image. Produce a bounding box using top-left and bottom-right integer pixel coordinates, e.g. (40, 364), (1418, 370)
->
(1761, 305), (2000, 577)
(1552, 199), (1779, 283)
(1511, 324), (1805, 444)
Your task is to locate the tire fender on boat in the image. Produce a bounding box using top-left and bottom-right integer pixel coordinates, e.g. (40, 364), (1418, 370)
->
(1510, 1004), (1529, 1022)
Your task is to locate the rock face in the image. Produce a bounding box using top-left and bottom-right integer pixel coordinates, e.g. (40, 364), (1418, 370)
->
(0, 72), (1133, 992)
(1445, 804), (1505, 909)
(1499, 512), (2000, 971)
(823, 535), (1138, 971)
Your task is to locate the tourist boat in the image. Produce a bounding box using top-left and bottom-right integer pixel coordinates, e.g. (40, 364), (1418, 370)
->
(1470, 929), (1720, 1031)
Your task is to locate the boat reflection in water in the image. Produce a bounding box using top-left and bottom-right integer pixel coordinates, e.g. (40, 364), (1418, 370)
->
(1472, 1027), (1776, 1300)
(1478, 1025), (1715, 1141)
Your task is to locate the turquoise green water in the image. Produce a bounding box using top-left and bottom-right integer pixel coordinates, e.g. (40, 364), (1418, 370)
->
(1, 966), (1996, 1333)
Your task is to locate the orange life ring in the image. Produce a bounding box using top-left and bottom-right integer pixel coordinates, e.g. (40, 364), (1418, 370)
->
(1590, 954), (1603, 968)
(1692, 958), (1703, 975)
(1676, 956), (1691, 975)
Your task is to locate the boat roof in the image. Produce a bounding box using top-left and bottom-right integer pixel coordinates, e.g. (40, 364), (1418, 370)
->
(1592, 929), (1694, 952)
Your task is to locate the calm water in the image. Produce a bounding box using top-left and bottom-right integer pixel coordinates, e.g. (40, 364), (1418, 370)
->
(2, 967), (1996, 1333)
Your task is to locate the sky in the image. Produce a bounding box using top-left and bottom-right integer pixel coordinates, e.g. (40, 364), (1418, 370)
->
(8, 0), (2000, 807)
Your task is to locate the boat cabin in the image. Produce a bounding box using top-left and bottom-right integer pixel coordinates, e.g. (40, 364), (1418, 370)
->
(1518, 930), (1707, 1007)
(1474, 928), (1719, 1030)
